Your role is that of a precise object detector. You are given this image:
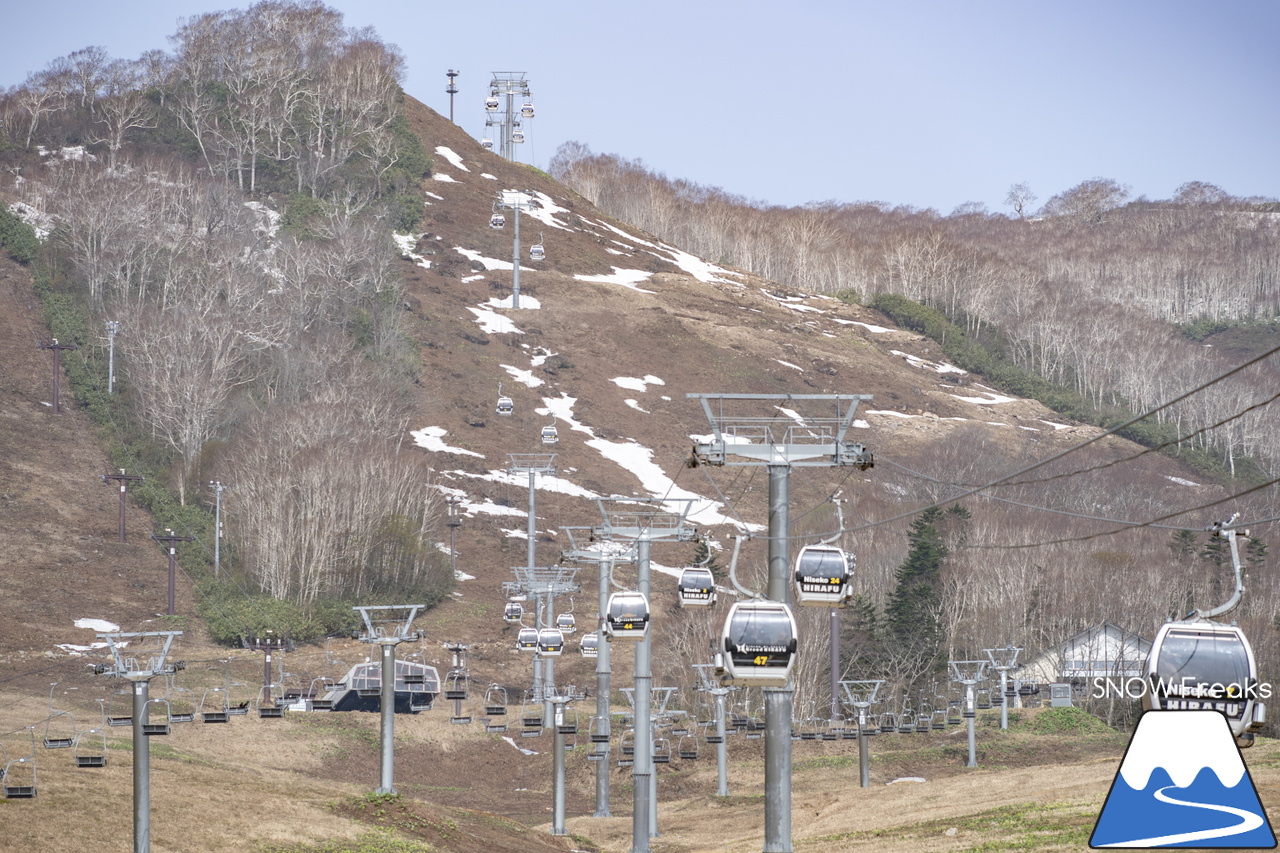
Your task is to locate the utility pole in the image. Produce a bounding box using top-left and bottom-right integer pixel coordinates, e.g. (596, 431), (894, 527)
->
(242, 631), (292, 713)
(446, 69), (459, 123)
(104, 320), (120, 394)
(38, 338), (77, 414)
(446, 495), (461, 578)
(951, 660), (988, 768)
(102, 469), (144, 542)
(151, 529), (194, 616)
(94, 631), (184, 853)
(689, 393), (873, 853)
(354, 605), (424, 794)
(209, 480), (225, 578)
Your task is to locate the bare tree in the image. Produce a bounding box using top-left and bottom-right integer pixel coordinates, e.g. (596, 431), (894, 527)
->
(1004, 182), (1037, 219)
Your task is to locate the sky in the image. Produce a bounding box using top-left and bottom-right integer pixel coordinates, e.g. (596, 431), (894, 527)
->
(2, 0), (1278, 214)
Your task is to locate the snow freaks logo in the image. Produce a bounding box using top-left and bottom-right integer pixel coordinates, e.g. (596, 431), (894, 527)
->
(1090, 710), (1276, 848)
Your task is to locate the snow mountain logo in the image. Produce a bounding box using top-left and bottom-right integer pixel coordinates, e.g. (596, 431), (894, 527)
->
(1091, 710), (1275, 848)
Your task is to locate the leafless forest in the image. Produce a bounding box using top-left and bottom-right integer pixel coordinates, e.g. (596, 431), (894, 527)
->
(1, 1), (446, 606)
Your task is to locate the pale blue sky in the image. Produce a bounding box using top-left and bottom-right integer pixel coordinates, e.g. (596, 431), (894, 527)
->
(3, 0), (1277, 213)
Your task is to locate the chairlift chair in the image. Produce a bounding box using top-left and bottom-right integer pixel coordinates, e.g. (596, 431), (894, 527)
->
(516, 626), (540, 651)
(618, 728), (635, 767)
(1144, 618), (1265, 746)
(167, 683), (196, 723)
(589, 715), (610, 744)
(537, 628), (565, 657)
(792, 544), (854, 607)
(879, 711), (897, 734)
(719, 600), (798, 687)
(200, 688), (231, 723)
(256, 686), (285, 719)
(42, 685), (75, 749)
(604, 591), (650, 641)
(106, 688), (133, 727)
(307, 678), (337, 712)
(580, 632), (599, 658)
(73, 728), (107, 768)
(677, 566), (717, 607)
(483, 685), (509, 716)
(678, 734), (700, 759)
(653, 737), (672, 764)
(2, 757), (36, 799)
(555, 612), (575, 634)
(142, 698), (172, 735)
(444, 670), (469, 701)
(227, 682), (251, 716)
(541, 423), (559, 445)
(520, 700), (543, 737)
(504, 601), (524, 623)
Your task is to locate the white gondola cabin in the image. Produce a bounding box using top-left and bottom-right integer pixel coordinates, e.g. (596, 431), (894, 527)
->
(541, 424), (559, 444)
(485, 96), (499, 112)
(1143, 619), (1266, 746)
(792, 544), (854, 607)
(504, 601), (523, 623)
(516, 627), (539, 651)
(580, 632), (599, 658)
(530, 242), (545, 261)
(556, 612), (576, 634)
(497, 395), (514, 416)
(718, 600), (798, 687)
(538, 628), (565, 657)
(512, 129), (525, 143)
(521, 102), (535, 118)
(489, 212), (506, 229)
(604, 591), (650, 641)
(677, 566), (717, 607)
(481, 137), (494, 150)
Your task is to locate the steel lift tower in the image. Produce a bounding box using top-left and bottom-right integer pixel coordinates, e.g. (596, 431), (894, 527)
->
(688, 393), (873, 853)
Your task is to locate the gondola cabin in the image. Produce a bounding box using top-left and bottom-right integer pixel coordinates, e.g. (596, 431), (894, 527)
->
(521, 102), (535, 118)
(517, 627), (539, 651)
(556, 612), (576, 634)
(604, 591), (650, 641)
(530, 243), (545, 261)
(512, 129), (525, 144)
(504, 601), (523, 623)
(481, 137), (494, 150)
(538, 628), (565, 657)
(1144, 619), (1266, 746)
(541, 424), (559, 444)
(489, 212), (506, 229)
(792, 544), (854, 607)
(496, 395), (514, 416)
(485, 96), (499, 111)
(580, 632), (599, 658)
(719, 601), (798, 687)
(677, 566), (717, 607)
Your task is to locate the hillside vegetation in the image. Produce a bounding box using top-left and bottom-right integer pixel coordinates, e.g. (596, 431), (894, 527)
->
(1, 3), (1278, 851)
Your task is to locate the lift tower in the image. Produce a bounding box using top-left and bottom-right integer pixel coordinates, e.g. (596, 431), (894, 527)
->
(486, 72), (531, 161)
(688, 393), (873, 853)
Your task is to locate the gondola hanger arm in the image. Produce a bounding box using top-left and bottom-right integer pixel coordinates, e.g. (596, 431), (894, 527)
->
(1195, 514), (1247, 620)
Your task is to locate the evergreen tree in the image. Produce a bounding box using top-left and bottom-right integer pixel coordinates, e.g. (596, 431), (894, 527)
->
(885, 507), (949, 658)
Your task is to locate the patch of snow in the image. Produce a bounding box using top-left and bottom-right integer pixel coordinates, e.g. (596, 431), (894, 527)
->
(468, 306), (523, 335)
(425, 191), (445, 201)
(776, 407), (808, 426)
(689, 432), (755, 445)
(529, 347), (556, 368)
(611, 375), (665, 392)
(952, 391), (1017, 405)
(455, 569), (475, 582)
(57, 643), (109, 655)
(485, 294), (541, 310)
(448, 467), (600, 500)
(455, 246), (531, 272)
(606, 247), (628, 255)
(434, 146), (470, 172)
(502, 528), (530, 540)
(1165, 475), (1200, 487)
(763, 291), (823, 313)
(462, 274), (485, 283)
(502, 736), (539, 755)
(887, 777), (927, 785)
(75, 618), (120, 632)
(432, 173), (459, 183)
(1038, 420), (1073, 430)
(625, 399), (649, 413)
(830, 318), (892, 333)
(243, 200), (281, 238)
(891, 350), (967, 375)
(481, 173), (497, 180)
(7, 202), (53, 240)
(776, 360), (803, 372)
(410, 426), (485, 458)
(654, 241), (740, 284)
(393, 233), (431, 269)
(501, 364), (544, 388)
(498, 190), (573, 231)
(574, 268), (656, 292)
